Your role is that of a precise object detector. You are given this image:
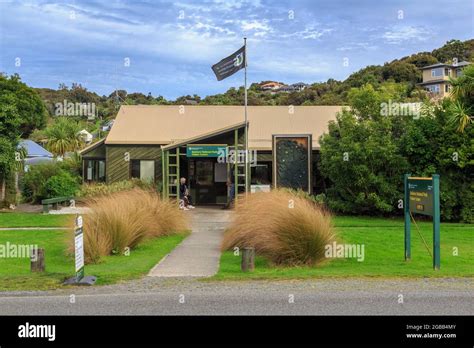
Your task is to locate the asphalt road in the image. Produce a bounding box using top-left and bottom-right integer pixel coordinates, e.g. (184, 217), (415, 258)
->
(0, 277), (472, 315)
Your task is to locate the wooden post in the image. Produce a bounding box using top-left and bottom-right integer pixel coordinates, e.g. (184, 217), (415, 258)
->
(31, 248), (45, 272)
(404, 174), (411, 261)
(241, 247), (255, 272)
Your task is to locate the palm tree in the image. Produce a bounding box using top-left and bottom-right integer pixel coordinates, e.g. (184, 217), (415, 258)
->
(449, 65), (474, 133)
(448, 100), (472, 133)
(45, 117), (83, 156)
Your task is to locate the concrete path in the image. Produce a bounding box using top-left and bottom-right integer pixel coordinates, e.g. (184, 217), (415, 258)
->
(148, 207), (232, 277)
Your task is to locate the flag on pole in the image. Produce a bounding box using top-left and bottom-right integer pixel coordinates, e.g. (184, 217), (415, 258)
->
(211, 45), (246, 81)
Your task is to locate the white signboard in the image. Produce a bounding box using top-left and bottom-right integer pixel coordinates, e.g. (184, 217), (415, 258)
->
(251, 184), (271, 193)
(74, 229), (84, 273)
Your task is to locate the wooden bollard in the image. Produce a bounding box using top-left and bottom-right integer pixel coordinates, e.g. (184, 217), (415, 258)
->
(241, 247), (255, 272)
(31, 248), (45, 272)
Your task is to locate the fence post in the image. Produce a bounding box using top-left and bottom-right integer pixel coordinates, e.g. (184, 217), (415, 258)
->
(241, 247), (255, 272)
(31, 248), (45, 272)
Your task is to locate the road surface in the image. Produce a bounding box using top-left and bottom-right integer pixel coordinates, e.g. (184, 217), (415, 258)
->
(0, 277), (472, 315)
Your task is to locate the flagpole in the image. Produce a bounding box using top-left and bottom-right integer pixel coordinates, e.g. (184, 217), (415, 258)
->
(244, 37), (248, 196)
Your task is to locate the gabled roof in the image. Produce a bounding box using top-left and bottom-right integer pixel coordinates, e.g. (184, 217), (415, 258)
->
(79, 138), (105, 155)
(18, 140), (53, 158)
(106, 105), (343, 150)
(162, 121), (247, 151)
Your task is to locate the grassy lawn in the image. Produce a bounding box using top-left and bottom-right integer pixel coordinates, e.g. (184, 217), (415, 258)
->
(0, 229), (188, 291)
(214, 216), (473, 280)
(0, 212), (73, 228)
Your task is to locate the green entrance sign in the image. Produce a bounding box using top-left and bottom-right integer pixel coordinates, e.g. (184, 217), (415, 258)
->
(404, 174), (441, 270)
(186, 144), (227, 158)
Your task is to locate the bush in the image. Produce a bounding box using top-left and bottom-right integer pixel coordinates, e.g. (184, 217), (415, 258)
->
(21, 162), (80, 203)
(221, 189), (336, 266)
(21, 162), (62, 202)
(82, 189), (188, 263)
(44, 171), (79, 198)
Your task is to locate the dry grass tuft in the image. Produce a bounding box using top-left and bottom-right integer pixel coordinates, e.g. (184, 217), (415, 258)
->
(82, 188), (188, 263)
(221, 189), (336, 266)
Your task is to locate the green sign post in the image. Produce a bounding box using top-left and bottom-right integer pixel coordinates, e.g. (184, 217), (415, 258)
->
(186, 144), (227, 158)
(404, 174), (441, 270)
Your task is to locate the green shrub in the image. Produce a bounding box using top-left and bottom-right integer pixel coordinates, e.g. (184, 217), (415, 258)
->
(21, 162), (80, 202)
(21, 162), (62, 202)
(44, 171), (79, 198)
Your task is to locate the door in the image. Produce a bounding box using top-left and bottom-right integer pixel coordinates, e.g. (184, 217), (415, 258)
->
(189, 159), (227, 205)
(191, 159), (214, 204)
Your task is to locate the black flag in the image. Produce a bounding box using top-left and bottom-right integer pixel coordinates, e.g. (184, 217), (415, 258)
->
(211, 45), (246, 81)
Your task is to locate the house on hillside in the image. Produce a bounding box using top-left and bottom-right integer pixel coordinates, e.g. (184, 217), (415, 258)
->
(418, 61), (471, 97)
(78, 129), (93, 144)
(18, 140), (54, 169)
(80, 105), (342, 204)
(260, 81), (285, 91)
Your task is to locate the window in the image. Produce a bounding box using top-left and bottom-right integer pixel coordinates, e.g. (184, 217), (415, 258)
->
(85, 159), (106, 182)
(426, 84), (440, 94)
(445, 84), (451, 93)
(251, 162), (272, 185)
(456, 68), (463, 77)
(131, 160), (155, 182)
(431, 68), (443, 77)
(444, 68), (451, 76)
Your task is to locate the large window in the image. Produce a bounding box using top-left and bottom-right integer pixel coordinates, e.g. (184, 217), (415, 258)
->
(85, 159), (106, 182)
(131, 160), (155, 182)
(431, 68), (443, 77)
(426, 84), (440, 94)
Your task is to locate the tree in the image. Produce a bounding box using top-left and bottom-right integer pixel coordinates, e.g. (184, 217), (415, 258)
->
(44, 117), (83, 156)
(0, 74), (47, 137)
(432, 39), (469, 63)
(0, 102), (22, 205)
(319, 84), (411, 215)
(449, 64), (474, 132)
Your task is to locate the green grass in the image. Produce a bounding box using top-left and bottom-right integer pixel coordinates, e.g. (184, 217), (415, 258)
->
(0, 229), (188, 291)
(214, 216), (473, 280)
(0, 212), (72, 228)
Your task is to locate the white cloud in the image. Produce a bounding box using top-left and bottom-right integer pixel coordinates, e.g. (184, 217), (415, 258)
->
(381, 25), (432, 44)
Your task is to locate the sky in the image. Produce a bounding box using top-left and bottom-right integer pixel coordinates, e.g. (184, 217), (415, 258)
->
(0, 0), (473, 99)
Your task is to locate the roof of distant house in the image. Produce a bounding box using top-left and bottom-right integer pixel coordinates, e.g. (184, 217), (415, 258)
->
(420, 61), (472, 70)
(18, 140), (53, 158)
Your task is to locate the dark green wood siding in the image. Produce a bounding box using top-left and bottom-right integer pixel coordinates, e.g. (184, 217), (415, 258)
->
(106, 145), (162, 183)
(82, 142), (106, 158)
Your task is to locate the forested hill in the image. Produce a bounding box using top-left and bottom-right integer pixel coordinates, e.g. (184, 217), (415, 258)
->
(33, 38), (474, 120)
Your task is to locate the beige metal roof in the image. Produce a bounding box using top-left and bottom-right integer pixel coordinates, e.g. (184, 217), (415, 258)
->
(105, 105), (344, 150)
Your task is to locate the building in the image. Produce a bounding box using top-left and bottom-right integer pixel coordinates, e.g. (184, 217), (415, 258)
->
(260, 81), (285, 91)
(80, 105), (342, 205)
(18, 140), (54, 168)
(418, 61), (471, 97)
(78, 129), (93, 144)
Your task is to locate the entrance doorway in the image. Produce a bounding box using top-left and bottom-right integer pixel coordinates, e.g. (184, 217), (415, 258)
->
(188, 158), (227, 205)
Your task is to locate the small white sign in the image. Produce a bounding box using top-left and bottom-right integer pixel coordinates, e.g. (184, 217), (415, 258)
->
(74, 228), (84, 272)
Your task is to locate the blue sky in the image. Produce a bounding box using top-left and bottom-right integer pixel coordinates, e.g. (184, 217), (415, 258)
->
(0, 0), (473, 99)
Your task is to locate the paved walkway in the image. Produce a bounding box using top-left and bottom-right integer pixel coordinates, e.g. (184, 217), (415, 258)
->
(148, 207), (233, 278)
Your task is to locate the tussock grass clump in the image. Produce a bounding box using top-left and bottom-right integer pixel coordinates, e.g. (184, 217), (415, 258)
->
(221, 189), (336, 266)
(83, 189), (188, 263)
